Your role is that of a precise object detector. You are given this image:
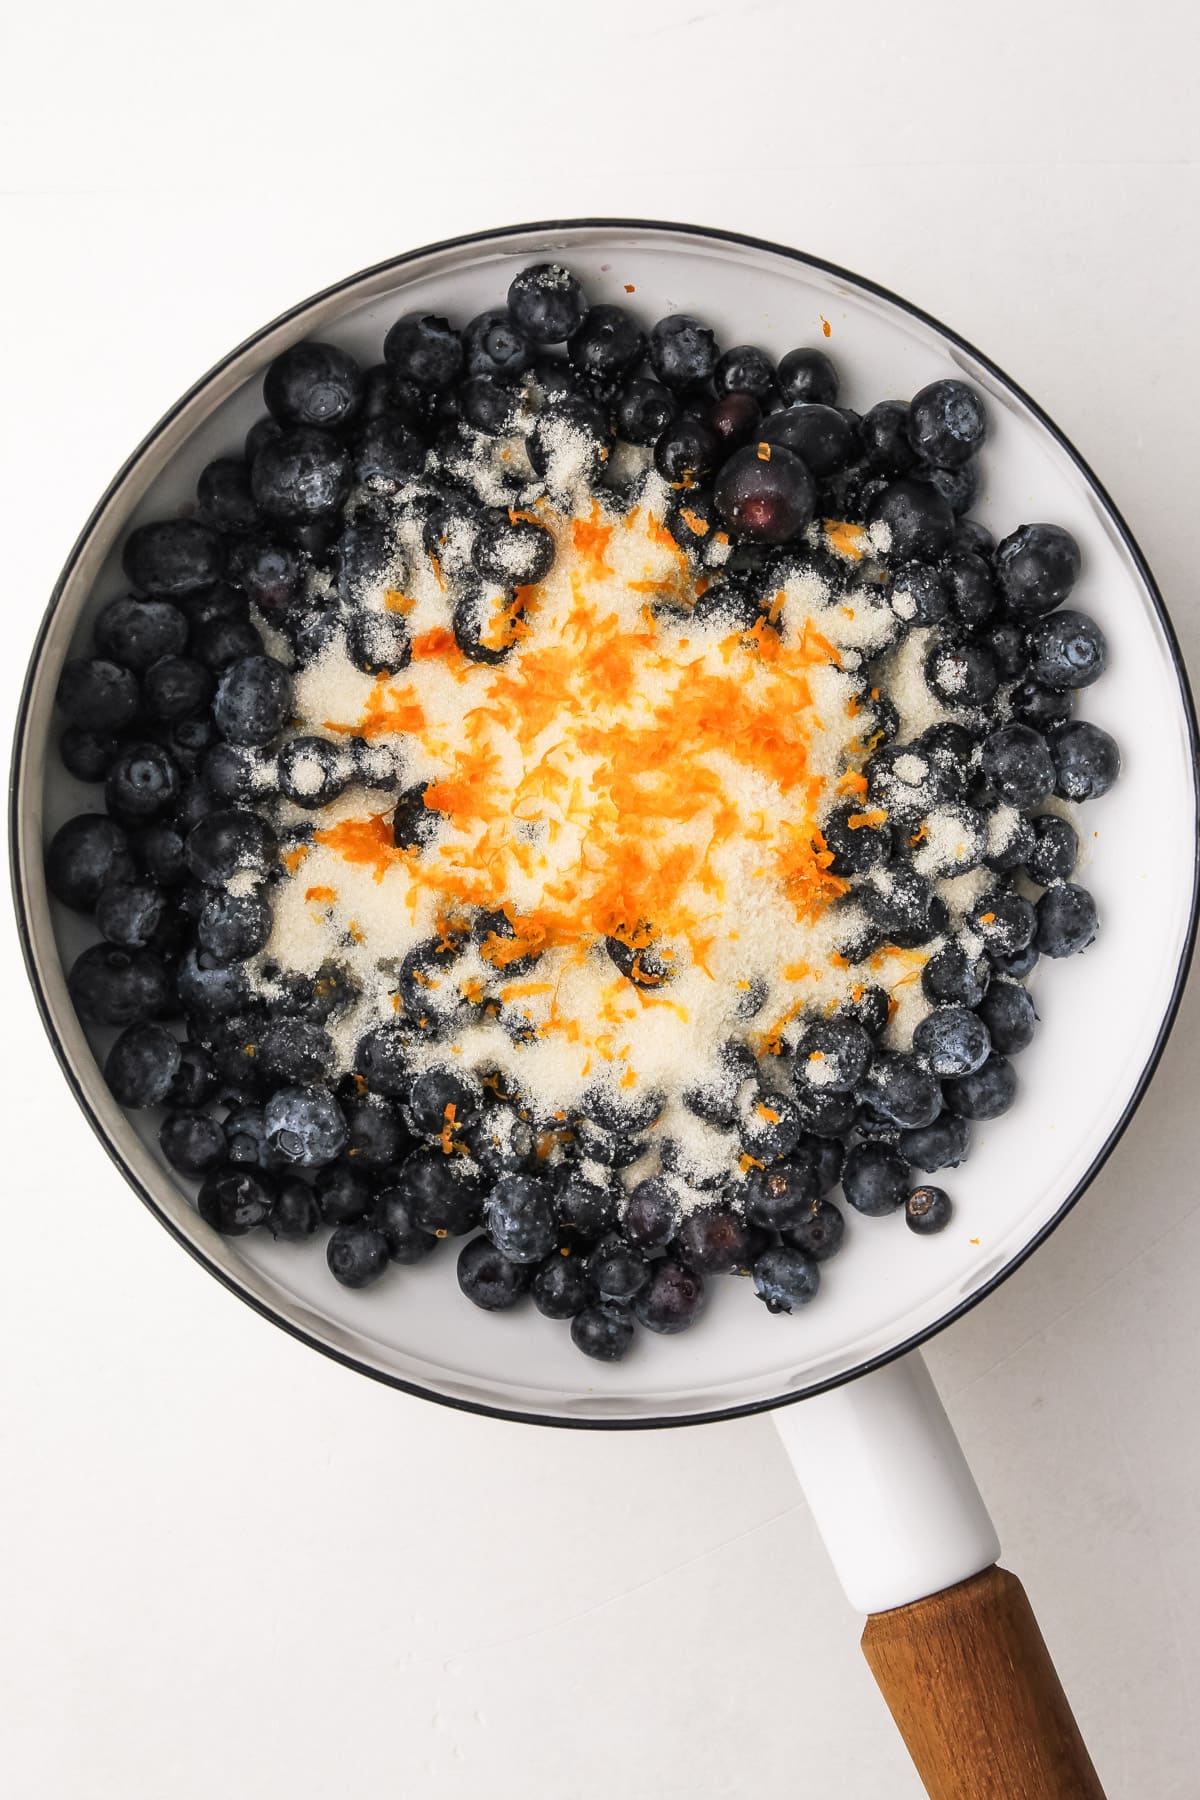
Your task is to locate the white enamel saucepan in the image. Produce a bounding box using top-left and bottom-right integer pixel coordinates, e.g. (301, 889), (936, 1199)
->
(12, 221), (1198, 1799)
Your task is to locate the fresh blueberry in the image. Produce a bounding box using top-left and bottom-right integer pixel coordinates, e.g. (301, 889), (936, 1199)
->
(899, 1112), (970, 1172)
(507, 263), (588, 344)
(353, 414), (426, 489)
(55, 659), (140, 733)
(926, 461), (979, 516)
(994, 523), (1081, 616)
(353, 1022), (419, 1096)
(821, 801), (893, 876)
(160, 1108), (227, 1175)
(123, 519), (223, 599)
(970, 889), (1037, 958)
(841, 1141), (910, 1215)
(197, 1166), (273, 1235)
(860, 400), (919, 475)
(905, 1185), (953, 1234)
(649, 313), (719, 389)
(571, 1302), (635, 1360)
(456, 1233), (539, 1318)
(226, 534), (304, 615)
(532, 1249), (592, 1319)
(714, 344), (777, 401)
(142, 654), (213, 724)
(752, 1245), (820, 1313)
(976, 981), (1037, 1054)
(867, 478), (955, 562)
(174, 946), (248, 1020)
(714, 442), (816, 542)
(677, 1205), (752, 1274)
(327, 1221), (389, 1288)
(223, 1104), (274, 1167)
(104, 1021), (181, 1107)
(68, 943), (169, 1026)
(760, 403), (856, 474)
(743, 1160), (820, 1230)
(59, 727), (119, 782)
(863, 864), (948, 949)
(943, 553), (999, 629)
(779, 1196), (846, 1262)
(197, 458), (260, 536)
(472, 515), (556, 586)
(568, 303), (646, 383)
(886, 563), (949, 626)
(1010, 681), (1073, 734)
(267, 1176), (321, 1240)
(985, 620), (1028, 682)
(1025, 813), (1079, 885)
(189, 614), (264, 671)
(554, 1172), (619, 1241)
(95, 879), (169, 948)
(654, 417), (722, 485)
(634, 1261), (705, 1334)
(1052, 722), (1120, 802)
(213, 655), (292, 746)
(943, 1053), (1017, 1119)
(371, 1187), (436, 1264)
(777, 347), (838, 407)
(990, 940), (1040, 980)
(251, 427), (350, 521)
(405, 1067), (483, 1139)
(587, 1233), (650, 1304)
(313, 1161), (374, 1226)
(258, 1016), (332, 1084)
(613, 376), (678, 445)
(263, 341), (363, 430)
(165, 1039), (213, 1107)
(980, 723), (1056, 808)
(706, 392), (763, 454)
(621, 1178), (680, 1250)
(924, 636), (1000, 707)
(384, 314), (464, 390)
(393, 1149), (484, 1236)
(907, 379), (987, 468)
(185, 809), (277, 884)
(1036, 882), (1099, 957)
(1028, 610), (1107, 689)
(462, 308), (532, 380)
(94, 595), (189, 671)
(244, 415), (282, 461)
(263, 1085), (347, 1168)
(457, 375), (521, 435)
(793, 1017), (873, 1093)
(912, 1006), (991, 1077)
(337, 1090), (406, 1170)
(859, 1053), (942, 1130)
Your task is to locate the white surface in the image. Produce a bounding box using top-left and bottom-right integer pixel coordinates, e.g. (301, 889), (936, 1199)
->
(2, 1), (1199, 1794)
(775, 1354), (1001, 1613)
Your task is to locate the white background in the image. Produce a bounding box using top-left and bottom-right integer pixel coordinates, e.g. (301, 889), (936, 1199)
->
(3, 2), (1199, 1794)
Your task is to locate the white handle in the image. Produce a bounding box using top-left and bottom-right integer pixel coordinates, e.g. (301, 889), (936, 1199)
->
(774, 1351), (1000, 1615)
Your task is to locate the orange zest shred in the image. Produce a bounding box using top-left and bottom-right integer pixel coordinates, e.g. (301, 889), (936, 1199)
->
(824, 519), (867, 561)
(304, 885), (337, 904)
(282, 845), (309, 875)
(847, 808), (888, 830)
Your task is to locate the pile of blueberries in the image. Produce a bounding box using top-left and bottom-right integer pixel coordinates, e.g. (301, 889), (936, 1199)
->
(43, 260), (1119, 1362)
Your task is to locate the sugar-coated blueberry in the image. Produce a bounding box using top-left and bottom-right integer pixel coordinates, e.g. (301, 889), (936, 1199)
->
(1025, 813), (1079, 885)
(867, 478), (955, 562)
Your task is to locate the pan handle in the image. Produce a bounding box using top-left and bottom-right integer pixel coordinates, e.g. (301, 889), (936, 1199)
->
(774, 1353), (1106, 1799)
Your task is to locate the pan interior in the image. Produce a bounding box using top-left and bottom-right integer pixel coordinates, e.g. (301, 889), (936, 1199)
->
(15, 223), (1197, 1424)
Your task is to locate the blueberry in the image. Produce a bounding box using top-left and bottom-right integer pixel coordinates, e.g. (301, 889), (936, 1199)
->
(760, 403), (856, 474)
(1011, 680), (1073, 733)
(791, 1085), (858, 1139)
(860, 1052), (942, 1130)
(621, 1178), (680, 1250)
(185, 809), (277, 884)
(867, 478), (955, 562)
(652, 417), (721, 485)
(313, 1161), (374, 1226)
(226, 534), (304, 615)
(714, 442), (816, 543)
(165, 1040), (214, 1106)
(907, 380), (987, 469)
(779, 1196), (845, 1262)
(353, 414), (426, 489)
(821, 801), (893, 876)
(94, 595), (189, 671)
(586, 1233), (650, 1305)
(251, 427), (350, 521)
(681, 1040), (757, 1127)
(160, 1108), (227, 1175)
(59, 726), (119, 782)
(190, 614), (264, 671)
(924, 636), (1000, 708)
(526, 398), (611, 485)
(532, 1249), (592, 1319)
(462, 308), (532, 380)
(927, 461), (979, 516)
(213, 655), (292, 747)
(451, 1234), (532, 1310)
(587, 1084), (665, 1135)
(1025, 813), (1078, 885)
(244, 416), (282, 461)
(95, 879), (168, 948)
(743, 1160), (820, 1230)
(276, 735), (347, 810)
(836, 983), (890, 1037)
(55, 659), (140, 733)
(123, 519), (223, 599)
(982, 805), (1036, 875)
(554, 1172), (619, 1241)
(571, 1302), (634, 1360)
(634, 1261), (705, 1334)
(373, 1187), (437, 1264)
(263, 1084), (347, 1168)
(346, 607), (412, 677)
(912, 1006), (991, 1077)
(994, 523), (1081, 616)
(174, 946), (248, 1020)
(223, 1104), (274, 1166)
(971, 890), (1037, 958)
(68, 943), (169, 1026)
(197, 458), (260, 536)
(943, 1053), (1017, 1119)
(394, 938), (474, 1032)
(394, 1149), (484, 1236)
(479, 1172), (557, 1264)
(737, 1085), (804, 1163)
(860, 400), (919, 475)
(714, 344), (777, 401)
(905, 1185), (953, 1234)
(1028, 609), (1107, 689)
(259, 1016), (331, 1084)
(406, 1067), (483, 1138)
(613, 376), (678, 445)
(268, 1176), (321, 1240)
(458, 376), (522, 436)
(841, 1141), (910, 1215)
(338, 1091), (406, 1170)
(472, 515), (556, 586)
(104, 1021), (181, 1107)
(886, 563), (949, 626)
(793, 1017), (873, 1093)
(985, 620), (1028, 681)
(990, 940), (1040, 980)
(752, 1245), (820, 1314)
(777, 347), (838, 407)
(899, 1112), (970, 1172)
(567, 303), (645, 383)
(102, 742), (182, 824)
(1052, 721), (1120, 802)
(707, 392), (763, 453)
(264, 341), (363, 431)
(863, 864), (948, 949)
(565, 1111), (634, 1171)
(353, 1022), (419, 1096)
(197, 1166), (274, 1235)
(327, 1222), (389, 1288)
(384, 314), (464, 390)
(980, 723), (1056, 808)
(1036, 882), (1099, 957)
(649, 313), (719, 390)
(677, 1206), (751, 1274)
(45, 815), (136, 911)
(976, 981), (1036, 1054)
(141, 654), (214, 725)
(943, 553), (999, 629)
(506, 262), (588, 344)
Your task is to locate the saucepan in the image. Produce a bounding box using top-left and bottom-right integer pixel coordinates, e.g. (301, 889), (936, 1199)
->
(11, 221), (1198, 1799)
